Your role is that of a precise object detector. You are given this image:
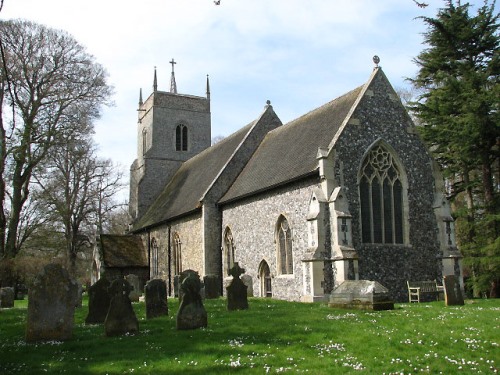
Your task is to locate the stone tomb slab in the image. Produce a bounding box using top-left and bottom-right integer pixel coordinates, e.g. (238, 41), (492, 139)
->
(25, 264), (79, 342)
(329, 280), (394, 311)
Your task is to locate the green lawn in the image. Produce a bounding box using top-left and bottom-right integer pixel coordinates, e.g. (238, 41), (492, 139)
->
(0, 297), (499, 374)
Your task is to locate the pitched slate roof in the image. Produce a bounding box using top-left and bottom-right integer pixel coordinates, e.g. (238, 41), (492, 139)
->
(100, 235), (148, 268)
(219, 85), (363, 204)
(133, 121), (257, 230)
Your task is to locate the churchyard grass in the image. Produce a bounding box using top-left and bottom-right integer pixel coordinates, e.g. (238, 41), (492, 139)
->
(0, 297), (498, 374)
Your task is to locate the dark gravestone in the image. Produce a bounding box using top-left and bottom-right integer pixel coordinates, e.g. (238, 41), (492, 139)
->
(0, 287), (15, 308)
(176, 270), (207, 330)
(125, 274), (141, 302)
(25, 264), (78, 342)
(443, 275), (464, 306)
(104, 279), (139, 337)
(203, 274), (221, 299)
(227, 263), (249, 311)
(145, 278), (168, 319)
(85, 278), (111, 325)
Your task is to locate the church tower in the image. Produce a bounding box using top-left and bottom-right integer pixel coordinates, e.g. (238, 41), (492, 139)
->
(129, 61), (211, 221)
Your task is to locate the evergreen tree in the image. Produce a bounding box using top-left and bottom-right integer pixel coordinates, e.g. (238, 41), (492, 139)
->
(410, 0), (499, 297)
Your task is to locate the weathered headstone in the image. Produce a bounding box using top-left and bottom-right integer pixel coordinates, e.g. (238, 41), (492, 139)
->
(104, 279), (139, 337)
(85, 277), (111, 325)
(203, 274), (221, 299)
(241, 274), (254, 297)
(145, 278), (168, 319)
(125, 274), (141, 302)
(443, 275), (464, 306)
(227, 263), (249, 311)
(0, 287), (15, 308)
(329, 280), (394, 311)
(176, 270), (207, 330)
(25, 264), (78, 342)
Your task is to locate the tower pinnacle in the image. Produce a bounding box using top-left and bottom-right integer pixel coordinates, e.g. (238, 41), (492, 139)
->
(170, 59), (177, 94)
(153, 66), (158, 92)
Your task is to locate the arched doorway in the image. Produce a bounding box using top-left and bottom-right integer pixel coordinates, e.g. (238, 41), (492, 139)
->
(259, 260), (272, 298)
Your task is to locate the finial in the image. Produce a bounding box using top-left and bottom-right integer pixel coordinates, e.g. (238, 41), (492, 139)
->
(266, 100), (271, 106)
(153, 66), (158, 92)
(206, 74), (210, 97)
(139, 88), (143, 106)
(373, 55), (380, 68)
(170, 59), (177, 94)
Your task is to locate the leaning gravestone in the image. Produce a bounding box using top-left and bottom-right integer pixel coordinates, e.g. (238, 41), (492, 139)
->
(125, 274), (141, 302)
(0, 287), (15, 308)
(85, 277), (111, 325)
(25, 264), (78, 342)
(176, 270), (207, 330)
(227, 263), (249, 311)
(443, 275), (464, 306)
(104, 279), (139, 337)
(145, 279), (168, 319)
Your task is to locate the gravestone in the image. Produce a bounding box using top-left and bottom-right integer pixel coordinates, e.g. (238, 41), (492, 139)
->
(329, 280), (394, 311)
(226, 263), (249, 311)
(241, 274), (254, 297)
(85, 277), (111, 325)
(25, 264), (78, 342)
(176, 270), (207, 330)
(104, 279), (139, 337)
(145, 278), (168, 319)
(203, 274), (220, 299)
(125, 274), (141, 302)
(443, 275), (464, 306)
(0, 287), (15, 308)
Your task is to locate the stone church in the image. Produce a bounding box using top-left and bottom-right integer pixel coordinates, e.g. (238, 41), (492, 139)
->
(124, 59), (462, 303)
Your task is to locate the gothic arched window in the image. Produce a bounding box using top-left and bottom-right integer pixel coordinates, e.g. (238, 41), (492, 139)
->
(175, 124), (188, 151)
(359, 144), (405, 244)
(172, 233), (182, 275)
(223, 227), (235, 275)
(151, 238), (159, 277)
(277, 215), (293, 275)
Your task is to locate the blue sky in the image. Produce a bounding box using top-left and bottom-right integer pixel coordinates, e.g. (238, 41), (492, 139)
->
(0, 0), (489, 198)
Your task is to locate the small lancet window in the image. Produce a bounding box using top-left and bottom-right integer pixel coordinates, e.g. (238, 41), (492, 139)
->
(172, 233), (182, 275)
(224, 227), (235, 275)
(142, 128), (147, 155)
(175, 124), (188, 151)
(151, 238), (159, 277)
(359, 145), (405, 244)
(277, 215), (293, 274)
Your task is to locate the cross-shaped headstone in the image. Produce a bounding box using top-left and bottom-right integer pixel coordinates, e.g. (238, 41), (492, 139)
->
(229, 262), (245, 279)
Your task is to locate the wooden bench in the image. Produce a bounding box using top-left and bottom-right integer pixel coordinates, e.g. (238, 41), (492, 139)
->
(407, 280), (444, 303)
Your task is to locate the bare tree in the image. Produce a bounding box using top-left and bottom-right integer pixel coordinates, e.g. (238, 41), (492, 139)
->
(34, 136), (124, 274)
(0, 19), (113, 259)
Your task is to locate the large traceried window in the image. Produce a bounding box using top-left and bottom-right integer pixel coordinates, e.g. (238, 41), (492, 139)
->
(175, 124), (188, 151)
(223, 227), (235, 275)
(359, 144), (405, 244)
(172, 233), (182, 275)
(277, 215), (293, 275)
(151, 238), (159, 277)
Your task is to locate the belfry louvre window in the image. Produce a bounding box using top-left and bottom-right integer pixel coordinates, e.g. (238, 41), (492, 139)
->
(359, 145), (404, 244)
(175, 124), (188, 151)
(277, 215), (293, 274)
